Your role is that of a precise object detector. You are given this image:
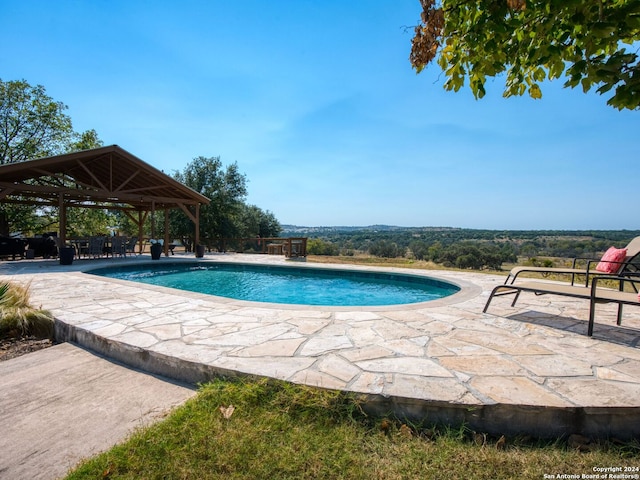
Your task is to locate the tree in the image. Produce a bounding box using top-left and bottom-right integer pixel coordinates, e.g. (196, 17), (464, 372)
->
(171, 156), (249, 250)
(435, 241), (507, 270)
(64, 128), (112, 236)
(68, 128), (104, 152)
(409, 240), (430, 260)
(307, 238), (339, 256)
(237, 204), (282, 238)
(369, 239), (404, 258)
(0, 79), (76, 235)
(0, 79), (74, 164)
(410, 0), (640, 110)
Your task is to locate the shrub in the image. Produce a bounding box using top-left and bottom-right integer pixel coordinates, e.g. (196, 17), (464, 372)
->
(307, 239), (339, 256)
(369, 240), (403, 258)
(409, 240), (430, 261)
(0, 281), (54, 339)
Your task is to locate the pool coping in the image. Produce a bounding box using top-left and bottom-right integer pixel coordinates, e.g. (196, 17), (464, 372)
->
(3, 253), (640, 440)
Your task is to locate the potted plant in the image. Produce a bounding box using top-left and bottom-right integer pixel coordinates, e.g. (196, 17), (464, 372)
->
(59, 245), (75, 265)
(150, 239), (163, 260)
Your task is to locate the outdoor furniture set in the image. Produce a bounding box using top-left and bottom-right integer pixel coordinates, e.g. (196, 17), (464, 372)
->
(0, 236), (28, 260)
(68, 236), (139, 259)
(0, 235), (59, 260)
(484, 236), (640, 337)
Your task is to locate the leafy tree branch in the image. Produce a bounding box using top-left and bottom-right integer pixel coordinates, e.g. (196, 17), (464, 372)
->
(410, 0), (640, 109)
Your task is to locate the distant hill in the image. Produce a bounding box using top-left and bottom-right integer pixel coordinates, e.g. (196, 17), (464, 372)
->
(281, 225), (460, 234)
(280, 225), (640, 266)
(281, 225), (640, 237)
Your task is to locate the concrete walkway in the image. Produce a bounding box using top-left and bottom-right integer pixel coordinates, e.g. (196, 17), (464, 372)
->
(0, 343), (195, 480)
(1, 253), (639, 476)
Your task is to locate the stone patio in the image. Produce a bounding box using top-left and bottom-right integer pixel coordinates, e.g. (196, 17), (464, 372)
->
(1, 253), (639, 439)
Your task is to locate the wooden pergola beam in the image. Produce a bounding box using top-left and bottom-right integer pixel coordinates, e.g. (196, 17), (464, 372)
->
(0, 181), (202, 207)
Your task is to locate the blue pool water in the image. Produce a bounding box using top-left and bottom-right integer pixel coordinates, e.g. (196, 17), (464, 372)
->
(88, 262), (460, 307)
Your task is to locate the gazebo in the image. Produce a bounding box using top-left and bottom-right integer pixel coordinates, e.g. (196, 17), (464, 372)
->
(0, 145), (210, 256)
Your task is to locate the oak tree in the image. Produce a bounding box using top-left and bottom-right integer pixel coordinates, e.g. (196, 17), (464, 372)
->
(170, 156), (249, 250)
(0, 79), (73, 165)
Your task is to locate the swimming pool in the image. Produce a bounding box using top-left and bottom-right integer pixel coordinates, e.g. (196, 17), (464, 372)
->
(88, 262), (460, 307)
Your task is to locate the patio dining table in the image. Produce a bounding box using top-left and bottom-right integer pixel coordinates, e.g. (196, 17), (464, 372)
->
(67, 238), (89, 258)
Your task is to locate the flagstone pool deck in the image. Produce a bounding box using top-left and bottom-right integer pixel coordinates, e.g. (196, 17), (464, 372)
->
(2, 253), (639, 439)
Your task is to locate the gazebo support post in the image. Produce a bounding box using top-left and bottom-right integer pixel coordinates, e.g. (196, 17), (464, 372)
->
(195, 203), (200, 256)
(151, 201), (156, 241)
(137, 210), (144, 255)
(174, 202), (203, 256)
(164, 208), (170, 256)
(58, 193), (67, 245)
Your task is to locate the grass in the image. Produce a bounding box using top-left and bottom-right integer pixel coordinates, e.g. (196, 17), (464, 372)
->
(307, 254), (446, 270)
(65, 378), (639, 480)
(0, 280), (54, 339)
(308, 254), (516, 275)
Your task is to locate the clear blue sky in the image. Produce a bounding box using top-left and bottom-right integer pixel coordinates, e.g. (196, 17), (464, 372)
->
(2, 1), (638, 230)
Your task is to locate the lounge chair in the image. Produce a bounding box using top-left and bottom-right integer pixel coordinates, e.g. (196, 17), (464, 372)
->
(504, 236), (640, 286)
(483, 275), (640, 336)
(588, 275), (640, 335)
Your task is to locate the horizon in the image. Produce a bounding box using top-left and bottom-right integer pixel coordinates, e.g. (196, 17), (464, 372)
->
(281, 224), (640, 233)
(2, 1), (638, 231)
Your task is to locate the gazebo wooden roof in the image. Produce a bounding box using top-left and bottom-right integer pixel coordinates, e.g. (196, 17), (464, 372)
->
(0, 145), (210, 250)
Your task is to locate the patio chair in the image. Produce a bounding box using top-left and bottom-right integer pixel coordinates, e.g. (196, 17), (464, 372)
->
(483, 275), (640, 336)
(110, 236), (126, 258)
(87, 236), (105, 258)
(504, 236), (640, 286)
(125, 237), (138, 255)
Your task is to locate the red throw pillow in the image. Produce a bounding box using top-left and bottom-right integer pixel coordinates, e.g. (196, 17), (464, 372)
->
(596, 247), (628, 273)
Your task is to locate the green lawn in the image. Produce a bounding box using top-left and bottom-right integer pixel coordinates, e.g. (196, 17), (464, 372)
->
(65, 378), (639, 479)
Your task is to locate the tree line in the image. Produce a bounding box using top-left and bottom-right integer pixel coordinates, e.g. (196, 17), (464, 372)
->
(293, 226), (640, 271)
